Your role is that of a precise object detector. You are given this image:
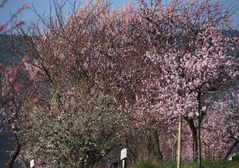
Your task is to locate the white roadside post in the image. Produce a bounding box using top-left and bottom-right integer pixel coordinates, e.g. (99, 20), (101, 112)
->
(120, 148), (127, 168)
(30, 159), (35, 168)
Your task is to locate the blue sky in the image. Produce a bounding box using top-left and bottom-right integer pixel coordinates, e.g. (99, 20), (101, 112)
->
(0, 0), (132, 23)
(1, 0), (239, 28)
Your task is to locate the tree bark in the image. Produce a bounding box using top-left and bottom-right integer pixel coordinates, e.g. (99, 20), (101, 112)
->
(197, 91), (202, 168)
(177, 114), (182, 168)
(184, 91), (205, 167)
(196, 124), (202, 168)
(193, 130), (198, 161)
(147, 129), (163, 161)
(184, 117), (198, 161)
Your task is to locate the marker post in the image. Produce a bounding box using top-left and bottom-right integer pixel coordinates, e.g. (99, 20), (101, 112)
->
(120, 148), (127, 168)
(30, 159), (35, 168)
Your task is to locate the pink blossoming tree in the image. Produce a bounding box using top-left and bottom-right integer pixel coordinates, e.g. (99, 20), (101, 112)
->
(3, 0), (238, 167)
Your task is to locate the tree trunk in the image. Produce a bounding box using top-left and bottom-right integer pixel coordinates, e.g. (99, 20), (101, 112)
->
(184, 117), (198, 161)
(184, 91), (205, 167)
(197, 91), (202, 168)
(147, 129), (163, 161)
(196, 124), (202, 168)
(177, 114), (182, 168)
(192, 127), (198, 161)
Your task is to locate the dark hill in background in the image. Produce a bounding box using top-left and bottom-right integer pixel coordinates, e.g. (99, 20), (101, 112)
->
(0, 35), (26, 65)
(0, 35), (25, 167)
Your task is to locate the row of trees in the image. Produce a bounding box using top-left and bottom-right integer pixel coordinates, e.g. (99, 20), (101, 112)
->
(1, 0), (239, 167)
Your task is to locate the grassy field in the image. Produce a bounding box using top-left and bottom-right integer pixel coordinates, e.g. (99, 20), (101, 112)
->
(131, 157), (239, 168)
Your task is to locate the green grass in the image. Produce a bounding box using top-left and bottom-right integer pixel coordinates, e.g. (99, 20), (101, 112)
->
(132, 160), (159, 168)
(131, 157), (239, 168)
